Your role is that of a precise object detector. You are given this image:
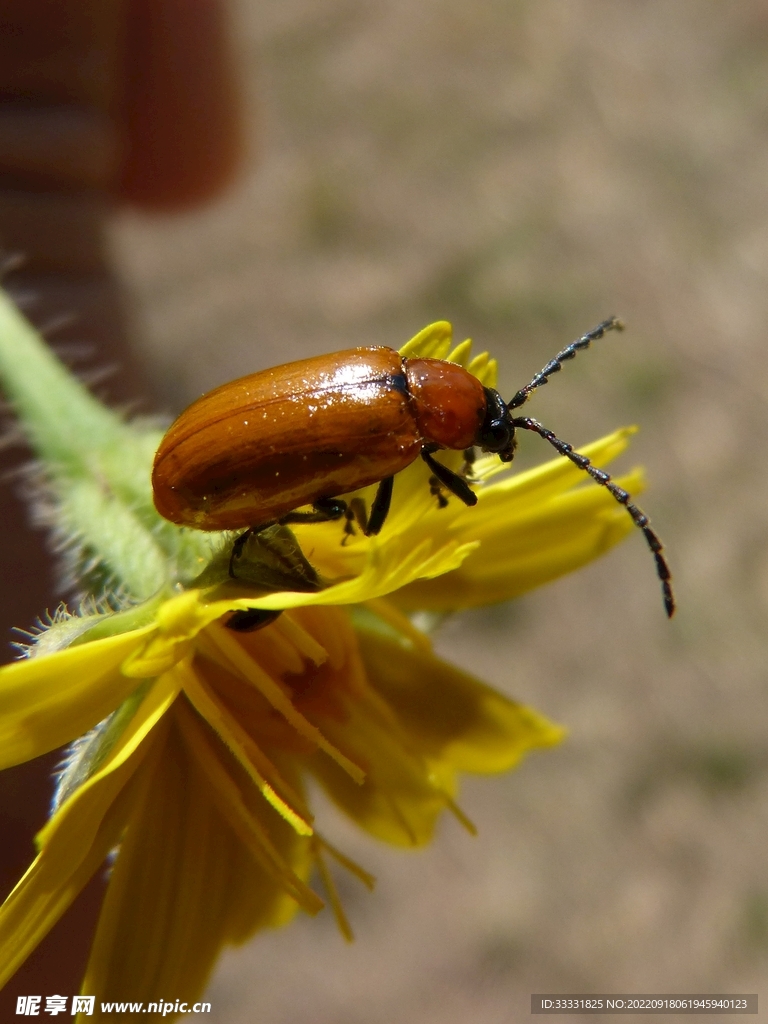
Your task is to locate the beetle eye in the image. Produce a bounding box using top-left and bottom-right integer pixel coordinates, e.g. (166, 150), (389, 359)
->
(481, 421), (511, 452)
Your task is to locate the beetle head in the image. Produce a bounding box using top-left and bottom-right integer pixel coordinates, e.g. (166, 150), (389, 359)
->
(478, 387), (516, 462)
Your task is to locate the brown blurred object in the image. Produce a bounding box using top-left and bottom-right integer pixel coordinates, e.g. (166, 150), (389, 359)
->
(120, 0), (245, 209)
(0, 0), (243, 1013)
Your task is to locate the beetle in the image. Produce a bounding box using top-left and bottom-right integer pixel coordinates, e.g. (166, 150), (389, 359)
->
(152, 317), (674, 617)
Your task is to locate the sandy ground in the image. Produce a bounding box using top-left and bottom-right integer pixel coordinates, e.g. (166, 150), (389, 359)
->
(110, 1), (768, 1019)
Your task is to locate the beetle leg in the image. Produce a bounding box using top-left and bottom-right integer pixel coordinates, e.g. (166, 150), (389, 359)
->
(421, 447), (478, 507)
(226, 608), (282, 632)
(342, 508), (355, 544)
(365, 475), (394, 536)
(342, 497), (369, 544)
(279, 497), (348, 526)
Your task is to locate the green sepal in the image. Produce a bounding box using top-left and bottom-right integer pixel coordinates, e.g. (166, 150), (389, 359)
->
(0, 289), (220, 599)
(49, 679), (152, 818)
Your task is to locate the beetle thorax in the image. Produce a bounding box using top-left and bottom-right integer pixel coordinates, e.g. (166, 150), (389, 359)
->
(404, 357), (487, 451)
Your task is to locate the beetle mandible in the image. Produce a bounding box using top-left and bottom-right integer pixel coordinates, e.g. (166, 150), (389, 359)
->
(151, 317), (675, 617)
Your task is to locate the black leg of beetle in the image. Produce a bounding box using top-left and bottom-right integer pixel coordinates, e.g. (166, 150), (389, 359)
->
(342, 497), (369, 544)
(512, 416), (675, 617)
(226, 608), (282, 632)
(365, 475), (395, 536)
(349, 497), (368, 531)
(279, 497), (348, 526)
(508, 316), (624, 411)
(421, 447), (478, 507)
(229, 501), (348, 573)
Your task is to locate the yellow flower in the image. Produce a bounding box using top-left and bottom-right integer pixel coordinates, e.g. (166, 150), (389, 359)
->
(0, 305), (644, 1016)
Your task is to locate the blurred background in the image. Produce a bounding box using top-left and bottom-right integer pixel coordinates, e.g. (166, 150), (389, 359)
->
(3, 0), (768, 1020)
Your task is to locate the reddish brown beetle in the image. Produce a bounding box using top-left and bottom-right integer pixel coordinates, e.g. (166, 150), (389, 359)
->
(151, 318), (675, 616)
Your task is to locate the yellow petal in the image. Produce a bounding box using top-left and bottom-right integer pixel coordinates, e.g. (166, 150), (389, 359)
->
(36, 671), (180, 855)
(121, 590), (215, 677)
(0, 625), (154, 770)
(357, 624), (564, 773)
(82, 713), (316, 1009)
(313, 842), (354, 942)
(173, 699), (321, 917)
(204, 531), (478, 619)
(0, 758), (150, 991)
(306, 696), (457, 847)
(392, 427), (639, 559)
(467, 350), (497, 389)
(470, 426), (638, 506)
(399, 320), (453, 359)
(0, 672), (176, 988)
(204, 621), (367, 783)
(82, 722), (232, 1007)
(177, 659), (314, 835)
(446, 337), (473, 366)
(394, 469), (642, 611)
(221, 760), (316, 941)
(361, 598), (433, 653)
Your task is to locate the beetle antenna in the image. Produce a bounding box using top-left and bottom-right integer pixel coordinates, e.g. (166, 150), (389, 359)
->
(511, 415), (675, 617)
(507, 316), (624, 411)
